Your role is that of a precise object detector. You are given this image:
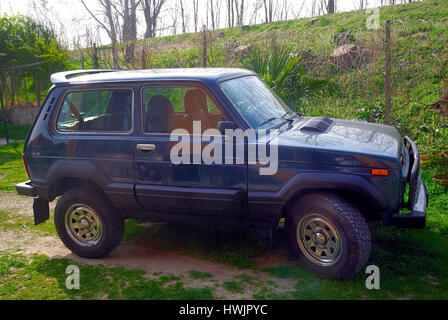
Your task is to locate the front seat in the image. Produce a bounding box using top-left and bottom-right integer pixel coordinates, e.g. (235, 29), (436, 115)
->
(105, 91), (132, 131)
(146, 95), (174, 133)
(184, 89), (210, 132)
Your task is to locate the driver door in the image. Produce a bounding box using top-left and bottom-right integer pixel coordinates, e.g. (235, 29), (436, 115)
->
(134, 83), (248, 218)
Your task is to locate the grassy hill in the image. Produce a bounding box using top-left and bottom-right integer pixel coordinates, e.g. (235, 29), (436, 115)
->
(71, 0), (448, 175)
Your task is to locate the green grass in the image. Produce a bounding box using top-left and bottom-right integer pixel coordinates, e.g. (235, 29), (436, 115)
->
(124, 220), (266, 269)
(0, 125), (30, 141)
(0, 209), (57, 236)
(0, 142), (28, 192)
(222, 280), (245, 294)
(122, 171), (448, 299)
(258, 172), (448, 300)
(0, 159), (447, 299)
(0, 253), (214, 300)
(187, 270), (213, 280)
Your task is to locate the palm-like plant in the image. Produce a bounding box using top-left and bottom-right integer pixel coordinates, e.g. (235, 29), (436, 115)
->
(241, 43), (335, 114)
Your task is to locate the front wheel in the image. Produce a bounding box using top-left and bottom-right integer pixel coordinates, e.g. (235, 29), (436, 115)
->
(54, 186), (124, 258)
(286, 193), (371, 280)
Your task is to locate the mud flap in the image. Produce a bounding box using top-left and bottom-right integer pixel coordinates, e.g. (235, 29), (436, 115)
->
(33, 198), (50, 225)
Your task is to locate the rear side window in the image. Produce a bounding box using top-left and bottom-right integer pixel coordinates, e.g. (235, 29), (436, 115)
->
(56, 89), (133, 133)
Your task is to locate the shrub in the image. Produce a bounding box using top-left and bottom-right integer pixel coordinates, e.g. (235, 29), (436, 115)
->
(240, 43), (336, 114)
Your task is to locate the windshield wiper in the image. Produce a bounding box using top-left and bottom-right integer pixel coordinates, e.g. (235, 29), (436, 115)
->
(281, 111), (296, 123)
(258, 117), (279, 127)
(258, 112), (297, 128)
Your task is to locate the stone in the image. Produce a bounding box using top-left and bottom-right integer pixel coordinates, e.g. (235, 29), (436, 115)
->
(330, 44), (370, 68)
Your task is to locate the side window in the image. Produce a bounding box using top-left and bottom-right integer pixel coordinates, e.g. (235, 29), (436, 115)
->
(56, 89), (133, 133)
(142, 87), (224, 134)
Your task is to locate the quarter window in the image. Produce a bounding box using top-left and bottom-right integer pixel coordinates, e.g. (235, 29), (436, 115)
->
(56, 89), (133, 133)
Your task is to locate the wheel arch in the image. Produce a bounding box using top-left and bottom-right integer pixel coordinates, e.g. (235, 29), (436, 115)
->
(278, 172), (390, 222)
(48, 177), (103, 200)
(282, 188), (383, 222)
(45, 160), (110, 201)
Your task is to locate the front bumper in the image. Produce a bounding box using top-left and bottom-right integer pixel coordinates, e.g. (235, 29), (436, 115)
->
(391, 137), (428, 229)
(391, 173), (428, 228)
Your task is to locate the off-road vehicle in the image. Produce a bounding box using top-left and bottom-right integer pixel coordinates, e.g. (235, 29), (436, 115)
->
(16, 68), (428, 280)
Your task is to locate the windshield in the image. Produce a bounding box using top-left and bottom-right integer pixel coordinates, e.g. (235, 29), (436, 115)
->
(220, 76), (294, 129)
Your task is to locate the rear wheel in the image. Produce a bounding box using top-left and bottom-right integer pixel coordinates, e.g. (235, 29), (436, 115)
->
(54, 186), (124, 258)
(286, 193), (371, 280)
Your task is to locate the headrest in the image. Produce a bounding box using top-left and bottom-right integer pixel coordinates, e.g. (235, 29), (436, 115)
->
(184, 89), (208, 114)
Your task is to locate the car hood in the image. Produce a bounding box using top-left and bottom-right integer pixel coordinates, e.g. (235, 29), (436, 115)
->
(275, 117), (402, 167)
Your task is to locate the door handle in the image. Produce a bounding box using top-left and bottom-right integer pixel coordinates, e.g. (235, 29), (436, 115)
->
(137, 144), (156, 152)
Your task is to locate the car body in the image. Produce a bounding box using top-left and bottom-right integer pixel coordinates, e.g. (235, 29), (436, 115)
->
(15, 68), (428, 280)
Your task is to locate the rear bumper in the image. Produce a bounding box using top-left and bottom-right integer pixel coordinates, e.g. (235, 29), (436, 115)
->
(15, 180), (37, 197)
(15, 181), (49, 225)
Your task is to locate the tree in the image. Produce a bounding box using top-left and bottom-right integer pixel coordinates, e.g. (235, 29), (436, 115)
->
(179, 0), (187, 33)
(209, 0), (215, 29)
(119, 0), (140, 62)
(80, 0), (121, 69)
(141, 0), (166, 38)
(227, 0), (234, 27)
(353, 0), (366, 10)
(193, 0), (199, 33)
(234, 0), (246, 26)
(328, 0), (335, 13)
(263, 0), (273, 23)
(0, 15), (69, 104)
(28, 0), (70, 48)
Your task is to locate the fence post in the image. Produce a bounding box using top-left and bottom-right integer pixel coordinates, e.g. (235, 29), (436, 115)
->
(22, 70), (29, 107)
(36, 70), (41, 107)
(141, 47), (147, 69)
(92, 43), (99, 69)
(202, 25), (208, 68)
(0, 87), (9, 144)
(10, 75), (15, 107)
(384, 20), (392, 125)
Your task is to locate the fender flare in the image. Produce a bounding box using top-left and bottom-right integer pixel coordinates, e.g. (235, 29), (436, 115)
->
(248, 172), (390, 221)
(34, 160), (111, 200)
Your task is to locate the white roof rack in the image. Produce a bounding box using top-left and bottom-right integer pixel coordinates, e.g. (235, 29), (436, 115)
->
(51, 69), (115, 85)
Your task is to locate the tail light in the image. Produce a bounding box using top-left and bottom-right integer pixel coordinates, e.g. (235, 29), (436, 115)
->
(22, 154), (29, 179)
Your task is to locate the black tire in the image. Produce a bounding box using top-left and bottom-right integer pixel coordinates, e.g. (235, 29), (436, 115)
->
(286, 193), (371, 280)
(54, 186), (124, 258)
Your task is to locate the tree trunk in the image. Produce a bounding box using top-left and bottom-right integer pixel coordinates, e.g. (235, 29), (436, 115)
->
(210, 0), (215, 29)
(122, 0), (138, 63)
(193, 0), (199, 33)
(328, 0), (335, 14)
(104, 0), (120, 69)
(180, 0), (186, 33)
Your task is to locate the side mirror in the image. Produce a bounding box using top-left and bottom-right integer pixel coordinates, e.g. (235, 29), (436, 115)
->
(217, 121), (237, 135)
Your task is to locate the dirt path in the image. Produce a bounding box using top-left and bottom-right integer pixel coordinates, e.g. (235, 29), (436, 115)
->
(0, 192), (297, 299)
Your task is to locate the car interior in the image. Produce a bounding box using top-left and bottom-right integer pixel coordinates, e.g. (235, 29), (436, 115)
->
(144, 88), (225, 134)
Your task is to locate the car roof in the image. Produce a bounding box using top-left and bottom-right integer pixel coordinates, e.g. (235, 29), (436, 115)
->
(51, 68), (257, 85)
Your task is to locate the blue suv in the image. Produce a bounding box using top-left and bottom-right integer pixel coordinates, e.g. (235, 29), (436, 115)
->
(15, 69), (428, 280)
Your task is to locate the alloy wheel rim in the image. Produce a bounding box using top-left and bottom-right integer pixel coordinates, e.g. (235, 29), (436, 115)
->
(296, 214), (342, 266)
(65, 204), (103, 247)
